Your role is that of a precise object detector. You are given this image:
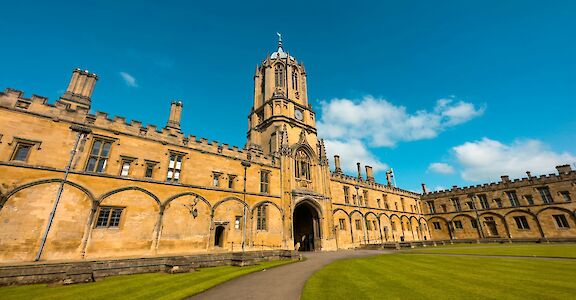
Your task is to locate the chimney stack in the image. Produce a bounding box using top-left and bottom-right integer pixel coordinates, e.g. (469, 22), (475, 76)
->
(421, 183), (428, 194)
(386, 170), (392, 187)
(526, 171), (532, 179)
(166, 101), (183, 131)
(334, 155), (342, 173)
(59, 68), (98, 110)
(365, 165), (374, 182)
(556, 164), (572, 175)
(356, 162), (363, 180)
(500, 175), (510, 183)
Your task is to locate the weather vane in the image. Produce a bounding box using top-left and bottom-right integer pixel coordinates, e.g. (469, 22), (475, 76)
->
(276, 32), (282, 43)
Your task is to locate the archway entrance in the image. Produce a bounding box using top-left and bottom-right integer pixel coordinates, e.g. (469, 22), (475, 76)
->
(214, 225), (225, 247)
(293, 201), (321, 251)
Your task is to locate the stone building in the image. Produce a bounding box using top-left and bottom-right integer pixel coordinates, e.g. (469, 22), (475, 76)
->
(421, 165), (576, 241)
(0, 39), (426, 263)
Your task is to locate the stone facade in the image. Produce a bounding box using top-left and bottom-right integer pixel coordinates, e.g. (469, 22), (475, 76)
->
(421, 165), (576, 241)
(0, 40), (426, 263)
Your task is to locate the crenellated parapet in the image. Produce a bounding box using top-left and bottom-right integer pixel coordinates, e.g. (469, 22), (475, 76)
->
(421, 165), (576, 199)
(0, 88), (277, 167)
(330, 171), (420, 198)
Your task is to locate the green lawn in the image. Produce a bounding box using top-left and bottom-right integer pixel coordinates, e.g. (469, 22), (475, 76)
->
(410, 243), (576, 258)
(303, 254), (576, 300)
(0, 260), (293, 300)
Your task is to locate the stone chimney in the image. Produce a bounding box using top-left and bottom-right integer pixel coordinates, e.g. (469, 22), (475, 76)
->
(526, 171), (532, 179)
(166, 101), (183, 131)
(356, 162), (363, 180)
(556, 164), (572, 175)
(334, 155), (342, 173)
(59, 68), (98, 110)
(421, 183), (428, 194)
(500, 175), (510, 183)
(365, 165), (374, 182)
(386, 171), (392, 187)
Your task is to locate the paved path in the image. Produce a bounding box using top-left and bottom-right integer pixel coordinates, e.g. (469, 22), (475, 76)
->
(188, 250), (390, 300)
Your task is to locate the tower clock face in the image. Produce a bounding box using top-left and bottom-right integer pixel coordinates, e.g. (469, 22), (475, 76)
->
(295, 109), (303, 121)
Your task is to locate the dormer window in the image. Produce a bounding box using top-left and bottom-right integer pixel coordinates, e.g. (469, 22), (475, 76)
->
(294, 149), (311, 180)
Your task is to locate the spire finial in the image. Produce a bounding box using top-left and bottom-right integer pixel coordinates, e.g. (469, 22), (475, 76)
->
(276, 32), (283, 50)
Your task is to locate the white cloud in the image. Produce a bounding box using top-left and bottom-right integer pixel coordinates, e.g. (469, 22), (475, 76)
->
(119, 72), (138, 87)
(453, 138), (576, 182)
(434, 186), (447, 192)
(428, 162), (455, 174)
(317, 96), (485, 147)
(324, 139), (388, 174)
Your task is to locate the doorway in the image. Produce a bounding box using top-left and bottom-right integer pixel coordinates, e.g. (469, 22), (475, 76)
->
(214, 225), (225, 247)
(293, 201), (321, 251)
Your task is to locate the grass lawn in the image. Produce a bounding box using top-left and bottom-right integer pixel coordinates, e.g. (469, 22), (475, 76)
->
(410, 243), (576, 258)
(303, 254), (576, 300)
(0, 260), (293, 300)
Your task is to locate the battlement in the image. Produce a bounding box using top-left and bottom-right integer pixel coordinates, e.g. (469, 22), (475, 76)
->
(0, 88), (277, 167)
(330, 171), (420, 198)
(421, 165), (576, 199)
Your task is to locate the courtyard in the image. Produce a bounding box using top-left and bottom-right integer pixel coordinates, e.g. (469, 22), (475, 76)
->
(0, 243), (574, 299)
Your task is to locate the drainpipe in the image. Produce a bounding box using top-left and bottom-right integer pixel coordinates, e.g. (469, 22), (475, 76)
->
(35, 125), (91, 261)
(241, 160), (251, 252)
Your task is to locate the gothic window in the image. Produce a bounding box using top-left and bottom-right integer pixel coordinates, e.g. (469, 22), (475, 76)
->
(95, 207), (124, 228)
(478, 194), (490, 209)
(119, 158), (134, 177)
(339, 218), (346, 230)
(260, 170), (270, 193)
(506, 191), (520, 207)
(167, 152), (184, 183)
(513, 216), (530, 230)
(257, 205), (267, 230)
(343, 186), (350, 204)
(537, 187), (554, 204)
(291, 69), (298, 90)
(144, 161), (157, 178)
(294, 149), (311, 180)
(274, 64), (284, 87)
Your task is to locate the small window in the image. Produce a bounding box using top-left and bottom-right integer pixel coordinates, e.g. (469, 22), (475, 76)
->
(537, 187), (554, 204)
(426, 201), (436, 214)
(471, 219), (478, 229)
(363, 191), (369, 207)
(373, 220), (378, 231)
(513, 216), (530, 230)
(466, 201), (474, 210)
(391, 221), (397, 231)
(453, 220), (463, 229)
(228, 175), (236, 189)
(395, 203), (399, 211)
(525, 195), (534, 205)
(451, 198), (462, 212)
(95, 207), (124, 228)
(355, 219), (361, 230)
(376, 199), (381, 208)
(339, 218), (346, 230)
(400, 198), (405, 211)
(433, 222), (441, 230)
(478, 194), (490, 209)
(260, 170), (270, 193)
(506, 191), (520, 207)
(213, 172), (221, 187)
(119, 158), (134, 177)
(144, 161), (157, 178)
(366, 220), (372, 230)
(86, 138), (113, 173)
(343, 186), (350, 204)
(167, 153), (184, 183)
(441, 204), (447, 212)
(494, 198), (503, 208)
(234, 216), (242, 230)
(560, 191), (571, 202)
(11, 142), (33, 162)
(257, 205), (267, 230)
(553, 215), (570, 228)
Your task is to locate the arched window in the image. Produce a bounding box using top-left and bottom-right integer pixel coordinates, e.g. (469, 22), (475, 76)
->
(292, 69), (298, 90)
(274, 64), (284, 87)
(295, 149), (311, 180)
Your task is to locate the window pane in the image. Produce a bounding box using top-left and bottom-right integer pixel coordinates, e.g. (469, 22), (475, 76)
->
(109, 209), (123, 227)
(96, 159), (107, 172)
(121, 162), (130, 176)
(145, 165), (154, 178)
(96, 208), (111, 227)
(13, 144), (31, 161)
(91, 140), (102, 155)
(86, 157), (97, 172)
(101, 142), (112, 157)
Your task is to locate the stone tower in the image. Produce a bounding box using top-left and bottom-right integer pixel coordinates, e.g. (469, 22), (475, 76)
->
(247, 35), (335, 251)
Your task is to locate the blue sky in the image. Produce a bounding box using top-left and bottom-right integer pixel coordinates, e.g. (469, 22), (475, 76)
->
(1, 1), (575, 192)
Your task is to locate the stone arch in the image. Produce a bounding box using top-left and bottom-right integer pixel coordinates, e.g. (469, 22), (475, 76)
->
(349, 210), (365, 244)
(293, 199), (322, 251)
(399, 215), (412, 241)
(450, 213), (480, 239)
(212, 196), (248, 217)
(294, 197), (323, 218)
(251, 200), (284, 249)
(389, 214), (402, 241)
(211, 196), (248, 250)
(427, 216), (451, 240)
(86, 186), (162, 259)
(418, 217), (430, 241)
(378, 213), (393, 242)
(0, 179), (94, 262)
(536, 206), (576, 238)
(158, 192), (213, 254)
(504, 209), (544, 239)
(364, 211), (381, 244)
(98, 186), (160, 207)
(479, 211), (510, 239)
(408, 216), (422, 241)
(1, 179), (96, 209)
(333, 208), (352, 247)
